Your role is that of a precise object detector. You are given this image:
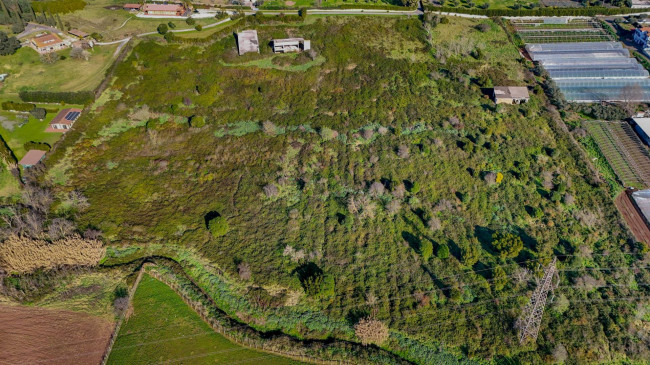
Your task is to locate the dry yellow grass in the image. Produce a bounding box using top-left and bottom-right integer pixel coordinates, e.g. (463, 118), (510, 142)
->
(0, 235), (105, 274)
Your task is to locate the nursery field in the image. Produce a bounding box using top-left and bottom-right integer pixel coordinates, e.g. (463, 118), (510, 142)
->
(107, 274), (305, 364)
(34, 13), (650, 365)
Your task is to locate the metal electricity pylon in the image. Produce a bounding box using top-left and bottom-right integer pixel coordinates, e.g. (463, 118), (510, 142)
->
(515, 257), (558, 344)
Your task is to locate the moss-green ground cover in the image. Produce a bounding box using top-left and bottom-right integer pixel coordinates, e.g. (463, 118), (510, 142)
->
(107, 274), (306, 364)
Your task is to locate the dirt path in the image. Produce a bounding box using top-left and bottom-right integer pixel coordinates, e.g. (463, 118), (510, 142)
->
(0, 305), (113, 365)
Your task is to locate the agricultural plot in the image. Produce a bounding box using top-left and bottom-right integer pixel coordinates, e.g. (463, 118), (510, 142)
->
(107, 274), (306, 364)
(0, 305), (113, 365)
(513, 18), (613, 43)
(583, 121), (650, 188)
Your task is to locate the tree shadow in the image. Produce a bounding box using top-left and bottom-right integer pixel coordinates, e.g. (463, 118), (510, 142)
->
(204, 211), (220, 229)
(346, 308), (370, 326)
(474, 225), (496, 255)
(402, 231), (421, 252)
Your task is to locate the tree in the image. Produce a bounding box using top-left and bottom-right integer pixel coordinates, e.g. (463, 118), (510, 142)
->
(157, 23), (168, 35)
(419, 240), (433, 261)
(11, 22), (24, 34)
(461, 238), (480, 267)
(195, 24), (202, 31)
(70, 47), (89, 60)
(0, 31), (20, 56)
(168, 21), (176, 29)
(492, 266), (507, 291)
(437, 243), (450, 259)
(208, 216), (229, 237)
(185, 17), (196, 25)
(354, 318), (389, 345)
(492, 233), (523, 259)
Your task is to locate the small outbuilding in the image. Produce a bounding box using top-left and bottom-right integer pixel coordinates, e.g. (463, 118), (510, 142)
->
(68, 29), (89, 38)
(272, 38), (311, 53)
(19, 150), (46, 168)
(492, 86), (530, 104)
(236, 30), (259, 56)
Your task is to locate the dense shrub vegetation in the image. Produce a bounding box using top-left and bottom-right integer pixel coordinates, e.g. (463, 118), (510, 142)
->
(18, 90), (95, 105)
(37, 15), (650, 364)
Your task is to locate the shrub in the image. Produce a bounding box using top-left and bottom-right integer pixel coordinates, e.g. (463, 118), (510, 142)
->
(186, 17), (196, 25)
(354, 318), (389, 345)
(29, 107), (47, 120)
(40, 52), (60, 64)
(19, 90), (95, 105)
(195, 24), (203, 31)
(1, 101), (35, 112)
(168, 22), (176, 29)
(189, 115), (205, 128)
(208, 216), (229, 237)
(157, 23), (168, 35)
(23, 141), (51, 152)
(114, 286), (128, 299)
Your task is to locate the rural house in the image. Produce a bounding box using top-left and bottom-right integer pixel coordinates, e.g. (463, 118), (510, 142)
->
(48, 108), (82, 131)
(30, 33), (68, 54)
(271, 38), (311, 53)
(68, 29), (89, 38)
(492, 86), (530, 104)
(18, 150), (46, 168)
(142, 3), (186, 16)
(236, 30), (259, 56)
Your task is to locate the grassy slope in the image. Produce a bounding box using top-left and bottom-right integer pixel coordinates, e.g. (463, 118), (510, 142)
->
(107, 274), (306, 364)
(44, 15), (650, 363)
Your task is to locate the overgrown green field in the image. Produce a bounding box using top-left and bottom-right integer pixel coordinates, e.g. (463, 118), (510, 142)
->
(42, 14), (650, 364)
(0, 45), (118, 98)
(107, 274), (306, 364)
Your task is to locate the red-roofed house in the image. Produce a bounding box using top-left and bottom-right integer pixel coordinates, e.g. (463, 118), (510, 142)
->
(19, 150), (46, 168)
(30, 33), (68, 54)
(142, 3), (185, 16)
(48, 108), (82, 132)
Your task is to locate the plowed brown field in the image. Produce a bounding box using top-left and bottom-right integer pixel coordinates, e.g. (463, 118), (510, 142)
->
(615, 191), (650, 245)
(0, 305), (113, 365)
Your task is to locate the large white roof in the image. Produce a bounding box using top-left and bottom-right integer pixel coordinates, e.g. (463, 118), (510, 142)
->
(634, 117), (650, 136)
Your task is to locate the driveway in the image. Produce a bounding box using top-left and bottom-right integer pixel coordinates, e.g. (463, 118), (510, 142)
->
(16, 23), (62, 39)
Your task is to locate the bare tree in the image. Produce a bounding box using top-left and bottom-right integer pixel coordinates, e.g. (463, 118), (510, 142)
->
(397, 145), (410, 159)
(238, 262), (251, 281)
(48, 218), (76, 241)
(368, 181), (385, 197)
(620, 84), (643, 116)
(354, 318), (389, 345)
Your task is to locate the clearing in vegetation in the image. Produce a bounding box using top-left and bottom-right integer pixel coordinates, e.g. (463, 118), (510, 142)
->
(583, 121), (650, 188)
(107, 274), (306, 364)
(0, 304), (113, 365)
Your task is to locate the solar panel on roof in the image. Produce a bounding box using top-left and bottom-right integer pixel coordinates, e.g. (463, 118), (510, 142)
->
(64, 111), (80, 121)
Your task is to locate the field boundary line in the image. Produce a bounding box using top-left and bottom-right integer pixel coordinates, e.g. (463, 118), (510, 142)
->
(100, 263), (149, 365)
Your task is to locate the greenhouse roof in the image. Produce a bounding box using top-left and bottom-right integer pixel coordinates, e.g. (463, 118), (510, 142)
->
(548, 68), (650, 80)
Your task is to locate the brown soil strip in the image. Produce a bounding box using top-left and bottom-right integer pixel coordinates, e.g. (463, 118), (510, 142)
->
(0, 305), (113, 365)
(615, 191), (650, 245)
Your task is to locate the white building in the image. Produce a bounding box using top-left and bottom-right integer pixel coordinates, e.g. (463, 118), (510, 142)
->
(272, 38), (310, 53)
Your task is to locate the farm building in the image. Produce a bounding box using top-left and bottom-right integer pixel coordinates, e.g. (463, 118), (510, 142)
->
(633, 117), (650, 145)
(49, 108), (82, 131)
(30, 33), (68, 54)
(123, 3), (141, 11)
(525, 41), (650, 102)
(236, 30), (259, 56)
(492, 86), (529, 104)
(142, 3), (186, 16)
(18, 150), (46, 168)
(272, 38), (311, 53)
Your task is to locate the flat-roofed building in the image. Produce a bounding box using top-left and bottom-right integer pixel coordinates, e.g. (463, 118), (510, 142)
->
(236, 30), (259, 56)
(30, 33), (68, 54)
(272, 38), (311, 53)
(492, 86), (530, 104)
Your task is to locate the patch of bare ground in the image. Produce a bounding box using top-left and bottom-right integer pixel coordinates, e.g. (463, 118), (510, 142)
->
(0, 305), (113, 365)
